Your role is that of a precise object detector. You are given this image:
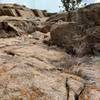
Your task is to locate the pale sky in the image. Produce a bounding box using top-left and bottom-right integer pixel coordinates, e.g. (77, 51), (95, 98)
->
(0, 0), (99, 12)
(95, 0), (100, 3)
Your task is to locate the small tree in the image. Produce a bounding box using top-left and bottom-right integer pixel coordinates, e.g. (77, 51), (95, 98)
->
(61, 0), (82, 11)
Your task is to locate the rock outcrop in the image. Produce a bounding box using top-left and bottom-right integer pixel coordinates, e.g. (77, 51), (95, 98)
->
(0, 4), (35, 18)
(50, 22), (83, 55)
(42, 3), (100, 33)
(40, 13), (68, 33)
(0, 4), (50, 38)
(0, 3), (100, 100)
(50, 3), (100, 56)
(0, 4), (55, 18)
(0, 16), (38, 37)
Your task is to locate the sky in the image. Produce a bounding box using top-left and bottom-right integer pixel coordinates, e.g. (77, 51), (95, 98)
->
(0, 0), (100, 12)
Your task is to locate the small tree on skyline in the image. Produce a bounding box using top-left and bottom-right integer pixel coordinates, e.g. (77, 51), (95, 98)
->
(61, 0), (82, 11)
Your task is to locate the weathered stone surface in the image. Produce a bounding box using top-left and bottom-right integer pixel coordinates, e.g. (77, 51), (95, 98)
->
(79, 86), (100, 100)
(67, 78), (84, 95)
(44, 3), (100, 32)
(0, 4), (35, 18)
(0, 21), (19, 38)
(0, 36), (72, 100)
(50, 23), (100, 56)
(0, 4), (51, 18)
(68, 90), (76, 100)
(0, 3), (100, 100)
(50, 4), (100, 56)
(50, 22), (84, 55)
(0, 16), (38, 37)
(0, 4), (52, 37)
(40, 13), (68, 33)
(76, 3), (100, 26)
(46, 13), (69, 22)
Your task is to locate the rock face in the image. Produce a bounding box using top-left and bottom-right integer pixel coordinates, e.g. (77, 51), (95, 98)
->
(0, 4), (50, 38)
(39, 13), (67, 33)
(50, 22), (83, 55)
(0, 4), (56, 38)
(0, 3), (100, 100)
(0, 4), (55, 18)
(43, 3), (100, 33)
(50, 3), (100, 56)
(0, 4), (35, 18)
(0, 16), (38, 38)
(75, 3), (100, 26)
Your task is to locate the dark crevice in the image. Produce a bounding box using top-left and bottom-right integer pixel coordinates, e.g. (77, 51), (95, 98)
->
(75, 94), (78, 100)
(4, 50), (15, 56)
(66, 78), (69, 100)
(15, 9), (21, 17)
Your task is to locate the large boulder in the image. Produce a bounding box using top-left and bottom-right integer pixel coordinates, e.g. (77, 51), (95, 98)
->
(50, 22), (87, 56)
(50, 22), (77, 46)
